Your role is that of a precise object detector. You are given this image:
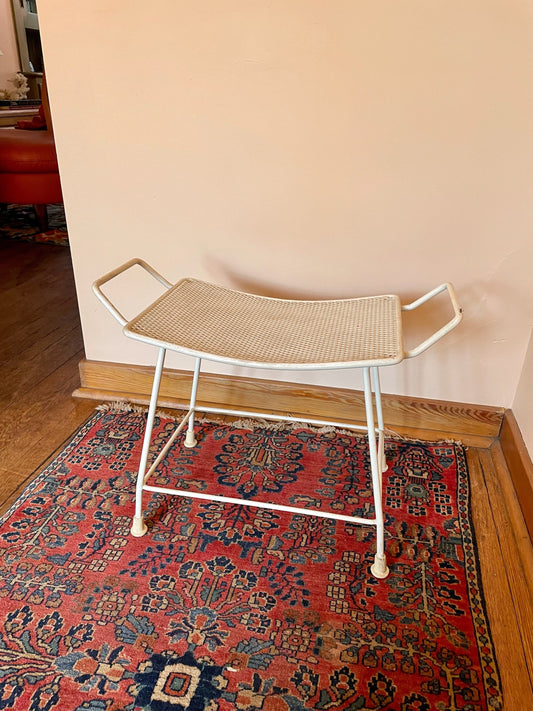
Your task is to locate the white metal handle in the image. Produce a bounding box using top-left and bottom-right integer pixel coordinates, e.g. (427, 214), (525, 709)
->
(92, 258), (172, 326)
(402, 282), (463, 359)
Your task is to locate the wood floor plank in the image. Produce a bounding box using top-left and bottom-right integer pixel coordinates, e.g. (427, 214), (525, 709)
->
(0, 265), (78, 359)
(0, 323), (83, 404)
(0, 245), (72, 312)
(0, 350), (96, 475)
(466, 448), (533, 707)
(0, 240), (61, 281)
(0, 466), (35, 515)
(0, 297), (78, 363)
(482, 444), (533, 673)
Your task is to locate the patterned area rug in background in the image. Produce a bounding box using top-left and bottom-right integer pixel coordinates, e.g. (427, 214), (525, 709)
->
(0, 203), (68, 246)
(0, 408), (502, 710)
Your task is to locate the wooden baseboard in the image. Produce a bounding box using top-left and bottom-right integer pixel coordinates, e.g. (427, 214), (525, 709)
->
(499, 411), (533, 542)
(74, 359), (504, 445)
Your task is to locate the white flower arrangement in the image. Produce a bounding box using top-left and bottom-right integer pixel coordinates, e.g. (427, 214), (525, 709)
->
(0, 72), (30, 100)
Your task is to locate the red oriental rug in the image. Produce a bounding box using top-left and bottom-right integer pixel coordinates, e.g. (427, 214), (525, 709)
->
(0, 408), (502, 711)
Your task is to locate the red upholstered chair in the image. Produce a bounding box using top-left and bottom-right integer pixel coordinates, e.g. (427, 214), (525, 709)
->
(0, 130), (62, 230)
(0, 76), (62, 231)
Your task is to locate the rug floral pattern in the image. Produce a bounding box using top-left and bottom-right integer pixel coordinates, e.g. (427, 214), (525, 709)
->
(0, 410), (502, 710)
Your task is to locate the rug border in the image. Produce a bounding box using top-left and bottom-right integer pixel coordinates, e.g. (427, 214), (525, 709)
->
(0, 405), (503, 709)
(0, 409), (104, 529)
(451, 441), (503, 708)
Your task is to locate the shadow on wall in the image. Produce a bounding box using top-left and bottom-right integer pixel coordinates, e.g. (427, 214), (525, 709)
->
(204, 256), (344, 300)
(205, 254), (470, 401)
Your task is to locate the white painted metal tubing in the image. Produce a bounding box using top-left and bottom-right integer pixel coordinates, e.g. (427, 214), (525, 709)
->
(142, 484), (377, 526)
(402, 282), (463, 359)
(372, 367), (384, 432)
(371, 366), (387, 475)
(142, 408), (193, 484)
(92, 258), (172, 327)
(134, 347), (166, 519)
(180, 405), (371, 433)
(363, 367), (386, 559)
(184, 357), (201, 447)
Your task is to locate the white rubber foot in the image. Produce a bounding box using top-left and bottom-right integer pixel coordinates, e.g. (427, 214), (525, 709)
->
(131, 516), (148, 537)
(183, 431), (197, 448)
(370, 553), (390, 579)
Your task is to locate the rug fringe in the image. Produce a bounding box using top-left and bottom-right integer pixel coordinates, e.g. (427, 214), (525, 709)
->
(96, 401), (151, 415)
(94, 401), (463, 446)
(97, 401), (202, 422)
(230, 417), (373, 440)
(96, 404), (368, 438)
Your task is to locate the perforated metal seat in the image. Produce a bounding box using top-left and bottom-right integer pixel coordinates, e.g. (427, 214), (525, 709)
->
(126, 278), (403, 369)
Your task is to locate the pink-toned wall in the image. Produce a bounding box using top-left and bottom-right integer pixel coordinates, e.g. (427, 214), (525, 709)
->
(513, 330), (533, 453)
(36, 2), (533, 420)
(0, 0), (20, 83)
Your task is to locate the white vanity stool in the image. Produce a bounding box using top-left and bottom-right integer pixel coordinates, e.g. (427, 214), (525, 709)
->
(94, 259), (462, 579)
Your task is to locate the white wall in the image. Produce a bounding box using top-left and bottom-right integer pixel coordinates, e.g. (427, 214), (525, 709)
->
(0, 0), (20, 84)
(513, 329), (533, 454)
(37, 0), (533, 409)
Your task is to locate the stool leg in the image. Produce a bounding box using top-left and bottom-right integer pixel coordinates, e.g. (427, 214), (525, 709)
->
(363, 367), (390, 579)
(372, 366), (387, 474)
(131, 347), (166, 537)
(184, 357), (201, 448)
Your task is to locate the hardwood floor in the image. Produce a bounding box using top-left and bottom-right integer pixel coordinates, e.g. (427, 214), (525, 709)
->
(0, 238), (532, 708)
(0, 239), (95, 512)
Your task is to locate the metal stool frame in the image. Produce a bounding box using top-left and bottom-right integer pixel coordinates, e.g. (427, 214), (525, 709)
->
(94, 259), (462, 579)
